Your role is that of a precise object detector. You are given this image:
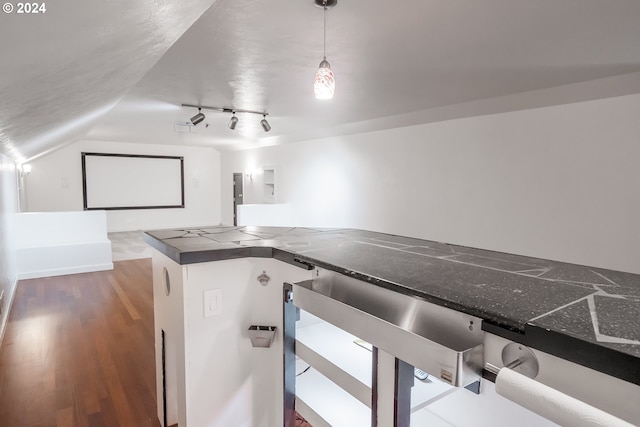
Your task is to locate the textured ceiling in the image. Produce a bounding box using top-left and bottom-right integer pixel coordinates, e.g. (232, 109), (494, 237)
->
(0, 0), (216, 162)
(3, 0), (640, 161)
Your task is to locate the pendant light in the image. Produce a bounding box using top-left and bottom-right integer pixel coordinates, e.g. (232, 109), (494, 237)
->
(314, 0), (337, 99)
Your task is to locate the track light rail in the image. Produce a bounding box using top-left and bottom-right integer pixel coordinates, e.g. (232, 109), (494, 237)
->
(181, 103), (268, 116)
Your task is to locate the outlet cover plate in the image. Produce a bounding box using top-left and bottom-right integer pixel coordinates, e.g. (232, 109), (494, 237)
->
(204, 289), (222, 317)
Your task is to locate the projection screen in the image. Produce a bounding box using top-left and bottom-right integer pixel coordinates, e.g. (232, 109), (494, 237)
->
(81, 152), (185, 210)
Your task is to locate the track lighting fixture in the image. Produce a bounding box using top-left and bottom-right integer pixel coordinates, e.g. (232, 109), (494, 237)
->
(228, 113), (238, 130)
(190, 108), (205, 126)
(314, 0), (337, 100)
(182, 104), (271, 133)
(260, 115), (271, 132)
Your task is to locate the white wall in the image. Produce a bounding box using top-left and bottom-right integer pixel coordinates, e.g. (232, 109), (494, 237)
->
(221, 94), (640, 274)
(26, 140), (222, 232)
(16, 211), (113, 279)
(0, 154), (19, 341)
(152, 251), (313, 427)
(183, 258), (311, 427)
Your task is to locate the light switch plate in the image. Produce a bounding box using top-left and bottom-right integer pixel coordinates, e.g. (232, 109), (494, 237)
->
(204, 289), (222, 317)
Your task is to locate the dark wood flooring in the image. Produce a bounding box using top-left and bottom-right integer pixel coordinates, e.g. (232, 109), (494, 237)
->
(0, 259), (161, 427)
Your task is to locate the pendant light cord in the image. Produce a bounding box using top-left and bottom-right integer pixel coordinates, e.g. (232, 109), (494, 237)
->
(323, 2), (327, 59)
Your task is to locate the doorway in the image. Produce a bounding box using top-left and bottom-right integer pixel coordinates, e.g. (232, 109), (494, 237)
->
(232, 173), (244, 226)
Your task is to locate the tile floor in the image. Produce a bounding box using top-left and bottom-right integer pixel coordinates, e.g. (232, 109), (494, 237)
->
(109, 230), (152, 261)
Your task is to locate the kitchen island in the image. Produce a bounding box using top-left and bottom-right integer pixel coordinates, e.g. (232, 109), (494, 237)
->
(144, 226), (640, 426)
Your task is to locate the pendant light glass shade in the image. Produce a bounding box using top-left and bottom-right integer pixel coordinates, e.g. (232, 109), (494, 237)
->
(314, 58), (335, 99)
(314, 0), (336, 99)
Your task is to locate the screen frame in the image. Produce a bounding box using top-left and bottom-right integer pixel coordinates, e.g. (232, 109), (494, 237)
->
(81, 152), (185, 211)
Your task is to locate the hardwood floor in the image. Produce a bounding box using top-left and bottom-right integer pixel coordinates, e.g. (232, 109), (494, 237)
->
(0, 259), (161, 427)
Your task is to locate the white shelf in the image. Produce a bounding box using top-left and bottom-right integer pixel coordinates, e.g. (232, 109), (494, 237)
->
(296, 367), (371, 427)
(411, 408), (457, 426)
(411, 380), (559, 427)
(295, 396), (331, 427)
(295, 310), (464, 426)
(263, 169), (275, 183)
(296, 316), (372, 388)
(263, 168), (275, 203)
(411, 373), (456, 411)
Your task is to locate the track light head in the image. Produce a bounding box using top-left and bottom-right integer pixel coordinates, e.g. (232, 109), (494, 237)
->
(260, 115), (271, 132)
(190, 108), (205, 126)
(228, 113), (238, 130)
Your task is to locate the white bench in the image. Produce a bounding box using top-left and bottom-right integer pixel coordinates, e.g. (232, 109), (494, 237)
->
(16, 211), (113, 279)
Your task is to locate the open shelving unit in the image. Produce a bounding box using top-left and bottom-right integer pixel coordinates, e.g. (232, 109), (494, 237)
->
(295, 311), (370, 425)
(262, 168), (275, 203)
(294, 310), (463, 426)
(296, 366), (370, 427)
(296, 312), (372, 409)
(282, 270), (567, 427)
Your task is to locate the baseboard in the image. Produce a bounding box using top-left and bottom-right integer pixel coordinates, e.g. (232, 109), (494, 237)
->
(17, 263), (114, 280)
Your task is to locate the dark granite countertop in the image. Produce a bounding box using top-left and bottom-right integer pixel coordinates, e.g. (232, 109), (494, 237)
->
(143, 226), (640, 386)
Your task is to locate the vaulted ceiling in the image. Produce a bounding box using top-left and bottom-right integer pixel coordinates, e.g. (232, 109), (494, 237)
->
(2, 0), (640, 162)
